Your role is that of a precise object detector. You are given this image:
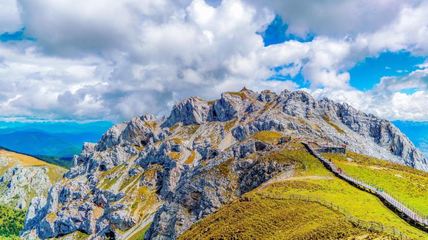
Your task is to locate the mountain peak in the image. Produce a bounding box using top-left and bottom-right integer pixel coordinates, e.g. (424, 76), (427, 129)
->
(21, 88), (428, 239)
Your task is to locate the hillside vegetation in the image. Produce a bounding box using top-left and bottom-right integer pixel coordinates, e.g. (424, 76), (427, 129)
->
(0, 149), (66, 211)
(0, 205), (25, 239)
(21, 89), (428, 239)
(181, 142), (428, 239)
(323, 151), (428, 217)
(0, 149), (65, 182)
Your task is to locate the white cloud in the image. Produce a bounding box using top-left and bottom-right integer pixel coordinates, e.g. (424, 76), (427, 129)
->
(0, 0), (427, 122)
(312, 65), (428, 121)
(1, 0), (297, 120)
(0, 0), (21, 33)
(357, 1), (428, 55)
(248, 0), (418, 37)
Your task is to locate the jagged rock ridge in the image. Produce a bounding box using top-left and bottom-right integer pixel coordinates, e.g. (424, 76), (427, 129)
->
(0, 149), (65, 210)
(21, 88), (428, 239)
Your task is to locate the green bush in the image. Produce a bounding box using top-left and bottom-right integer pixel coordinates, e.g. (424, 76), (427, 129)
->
(0, 205), (26, 239)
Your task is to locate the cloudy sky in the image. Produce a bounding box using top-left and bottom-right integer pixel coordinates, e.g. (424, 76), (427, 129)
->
(0, 0), (428, 122)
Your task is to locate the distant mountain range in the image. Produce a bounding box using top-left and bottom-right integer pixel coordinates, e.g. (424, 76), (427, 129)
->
(0, 119), (425, 168)
(393, 121), (428, 157)
(0, 121), (112, 167)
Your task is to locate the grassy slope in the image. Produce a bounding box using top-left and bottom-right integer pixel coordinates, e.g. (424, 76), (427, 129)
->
(324, 152), (428, 217)
(181, 143), (428, 239)
(0, 149), (66, 183)
(0, 150), (66, 239)
(253, 130), (284, 144)
(127, 223), (152, 240)
(181, 197), (378, 240)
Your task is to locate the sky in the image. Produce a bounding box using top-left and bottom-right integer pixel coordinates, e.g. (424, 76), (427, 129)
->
(0, 0), (427, 122)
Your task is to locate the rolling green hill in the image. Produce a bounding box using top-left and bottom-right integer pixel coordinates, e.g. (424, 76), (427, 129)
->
(181, 142), (428, 239)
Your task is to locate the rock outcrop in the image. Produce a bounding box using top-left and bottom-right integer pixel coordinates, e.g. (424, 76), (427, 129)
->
(0, 150), (65, 210)
(22, 88), (428, 240)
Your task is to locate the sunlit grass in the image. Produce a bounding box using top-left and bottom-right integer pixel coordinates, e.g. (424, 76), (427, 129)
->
(0, 149), (66, 182)
(253, 131), (283, 144)
(324, 152), (428, 216)
(180, 194), (380, 240)
(323, 115), (345, 134)
(128, 223), (152, 240)
(181, 142), (428, 239)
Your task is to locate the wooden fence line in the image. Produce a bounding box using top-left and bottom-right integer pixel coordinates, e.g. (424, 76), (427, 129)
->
(257, 193), (410, 240)
(303, 143), (428, 232)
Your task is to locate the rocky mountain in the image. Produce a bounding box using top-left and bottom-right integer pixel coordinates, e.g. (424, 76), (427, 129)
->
(21, 88), (428, 239)
(0, 149), (66, 209)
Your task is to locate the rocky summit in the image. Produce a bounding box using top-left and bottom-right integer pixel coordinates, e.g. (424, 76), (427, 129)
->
(21, 88), (428, 239)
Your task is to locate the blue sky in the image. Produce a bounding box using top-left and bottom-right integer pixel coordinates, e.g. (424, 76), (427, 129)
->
(261, 15), (427, 93)
(0, 0), (427, 158)
(349, 52), (426, 91)
(0, 0), (427, 122)
(0, 28), (34, 42)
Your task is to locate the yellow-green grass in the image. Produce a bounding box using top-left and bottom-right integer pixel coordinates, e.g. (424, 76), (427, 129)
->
(171, 137), (183, 145)
(169, 123), (180, 133)
(120, 172), (142, 192)
(117, 185), (158, 225)
(97, 164), (127, 190)
(180, 194), (382, 240)
(133, 145), (145, 152)
(184, 125), (200, 135)
(184, 151), (196, 165)
(324, 152), (428, 216)
(182, 143), (428, 239)
(225, 91), (248, 100)
(0, 150), (65, 183)
(46, 212), (57, 223)
(224, 118), (238, 132)
(253, 131), (283, 144)
(74, 231), (90, 240)
(323, 115), (345, 134)
(0, 205), (25, 239)
(263, 178), (427, 239)
(261, 142), (333, 177)
(168, 152), (181, 161)
(56, 231), (90, 240)
(128, 223), (152, 240)
(144, 121), (157, 130)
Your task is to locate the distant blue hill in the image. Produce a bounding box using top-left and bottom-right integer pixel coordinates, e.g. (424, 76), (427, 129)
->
(0, 121), (113, 167)
(1, 120), (425, 166)
(393, 121), (428, 157)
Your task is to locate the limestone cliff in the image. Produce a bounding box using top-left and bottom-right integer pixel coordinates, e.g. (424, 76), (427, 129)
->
(21, 88), (427, 239)
(0, 149), (65, 210)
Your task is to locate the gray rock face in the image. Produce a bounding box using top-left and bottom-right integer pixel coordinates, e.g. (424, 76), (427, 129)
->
(146, 150), (292, 240)
(162, 97), (210, 127)
(317, 98), (428, 171)
(22, 88), (428, 240)
(0, 166), (52, 209)
(24, 197), (47, 231)
(279, 90), (317, 117)
(208, 94), (238, 122)
(257, 89), (277, 102)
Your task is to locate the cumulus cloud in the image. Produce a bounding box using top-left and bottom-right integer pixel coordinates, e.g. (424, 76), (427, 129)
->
(1, 0), (296, 120)
(357, 1), (428, 55)
(0, 0), (427, 121)
(248, 0), (419, 37)
(312, 64), (428, 121)
(0, 0), (21, 33)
